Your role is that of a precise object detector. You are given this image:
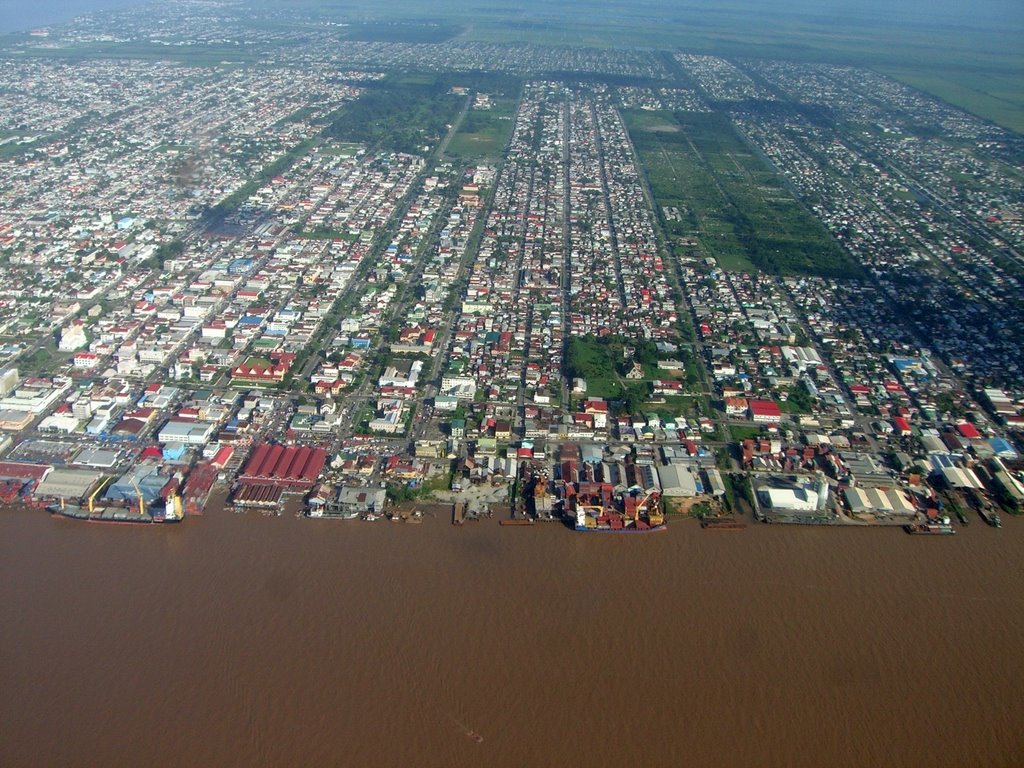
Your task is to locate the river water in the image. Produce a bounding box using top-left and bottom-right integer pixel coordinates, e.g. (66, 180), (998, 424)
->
(0, 1), (143, 35)
(2, 505), (1022, 767)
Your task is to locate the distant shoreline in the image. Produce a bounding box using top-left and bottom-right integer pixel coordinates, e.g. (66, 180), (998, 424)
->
(0, 0), (143, 36)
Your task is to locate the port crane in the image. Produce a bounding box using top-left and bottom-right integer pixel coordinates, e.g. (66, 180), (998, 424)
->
(573, 483), (614, 528)
(86, 477), (112, 514)
(636, 490), (663, 525)
(129, 478), (146, 517)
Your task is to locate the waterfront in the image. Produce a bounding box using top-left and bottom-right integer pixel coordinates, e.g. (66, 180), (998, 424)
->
(0, 0), (143, 34)
(2, 507), (1022, 767)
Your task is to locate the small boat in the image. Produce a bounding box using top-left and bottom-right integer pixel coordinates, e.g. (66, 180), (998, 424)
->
(700, 515), (747, 530)
(979, 507), (1002, 528)
(903, 522), (955, 535)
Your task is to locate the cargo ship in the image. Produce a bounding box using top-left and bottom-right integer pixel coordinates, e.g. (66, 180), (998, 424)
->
(48, 482), (183, 525)
(49, 500), (182, 524)
(575, 513), (666, 532)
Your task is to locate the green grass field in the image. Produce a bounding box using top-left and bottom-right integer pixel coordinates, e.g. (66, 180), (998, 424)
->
(445, 97), (518, 161)
(881, 67), (1024, 135)
(626, 110), (860, 277)
(626, 110), (754, 270)
(5, 0), (1019, 133)
(567, 336), (624, 399)
(317, 143), (362, 157)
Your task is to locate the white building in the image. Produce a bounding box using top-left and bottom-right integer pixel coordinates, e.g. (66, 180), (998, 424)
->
(759, 476), (830, 512)
(440, 375), (477, 400)
(378, 360), (423, 389)
(58, 321), (88, 352)
(158, 420), (216, 445)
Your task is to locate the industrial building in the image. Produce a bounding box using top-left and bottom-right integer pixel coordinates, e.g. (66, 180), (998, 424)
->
(34, 469), (102, 500)
(843, 486), (916, 518)
(105, 463), (176, 505)
(928, 453), (984, 490)
(754, 474), (832, 521)
(239, 443), (327, 489)
(309, 486), (387, 518)
(658, 464), (698, 497)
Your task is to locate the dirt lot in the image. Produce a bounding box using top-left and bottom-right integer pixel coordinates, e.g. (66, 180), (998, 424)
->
(663, 496), (722, 516)
(433, 482), (510, 517)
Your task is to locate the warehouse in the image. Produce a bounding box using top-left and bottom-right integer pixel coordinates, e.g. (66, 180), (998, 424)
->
(239, 443), (327, 489)
(658, 464), (698, 497)
(843, 487), (916, 518)
(35, 469), (102, 500)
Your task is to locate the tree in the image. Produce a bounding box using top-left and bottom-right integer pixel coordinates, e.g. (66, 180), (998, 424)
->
(621, 382), (651, 414)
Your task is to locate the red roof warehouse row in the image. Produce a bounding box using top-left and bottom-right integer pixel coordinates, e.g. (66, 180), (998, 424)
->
(239, 443), (327, 489)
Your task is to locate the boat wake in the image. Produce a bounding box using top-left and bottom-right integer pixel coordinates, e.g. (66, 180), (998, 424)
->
(453, 717), (484, 743)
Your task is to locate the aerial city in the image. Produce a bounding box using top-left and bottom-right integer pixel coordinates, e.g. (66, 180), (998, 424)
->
(1, 1), (1022, 766)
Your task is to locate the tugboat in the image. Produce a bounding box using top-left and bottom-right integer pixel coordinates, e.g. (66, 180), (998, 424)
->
(700, 515), (747, 530)
(979, 506), (1002, 528)
(903, 515), (956, 535)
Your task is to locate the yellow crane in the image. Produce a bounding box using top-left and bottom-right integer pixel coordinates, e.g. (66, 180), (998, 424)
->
(86, 477), (111, 514)
(639, 490), (663, 526)
(129, 477), (146, 517)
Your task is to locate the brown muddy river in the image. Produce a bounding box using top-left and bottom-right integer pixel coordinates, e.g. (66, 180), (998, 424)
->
(2, 506), (1022, 767)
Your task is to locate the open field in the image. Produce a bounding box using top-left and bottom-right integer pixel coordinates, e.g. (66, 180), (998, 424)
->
(881, 67), (1024, 135)
(279, 1), (1024, 133)
(626, 110), (753, 270)
(445, 96), (518, 161)
(626, 110), (860, 277)
(566, 336), (624, 399)
(3, 1), (1018, 132)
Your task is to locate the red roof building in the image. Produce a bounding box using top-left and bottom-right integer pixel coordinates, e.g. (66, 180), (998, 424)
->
(725, 396), (749, 416)
(73, 352), (99, 369)
(239, 443), (326, 489)
(893, 417), (912, 436)
(0, 462), (52, 482)
(956, 422), (981, 440)
(748, 400), (782, 423)
(211, 445), (234, 468)
(231, 352), (296, 384)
